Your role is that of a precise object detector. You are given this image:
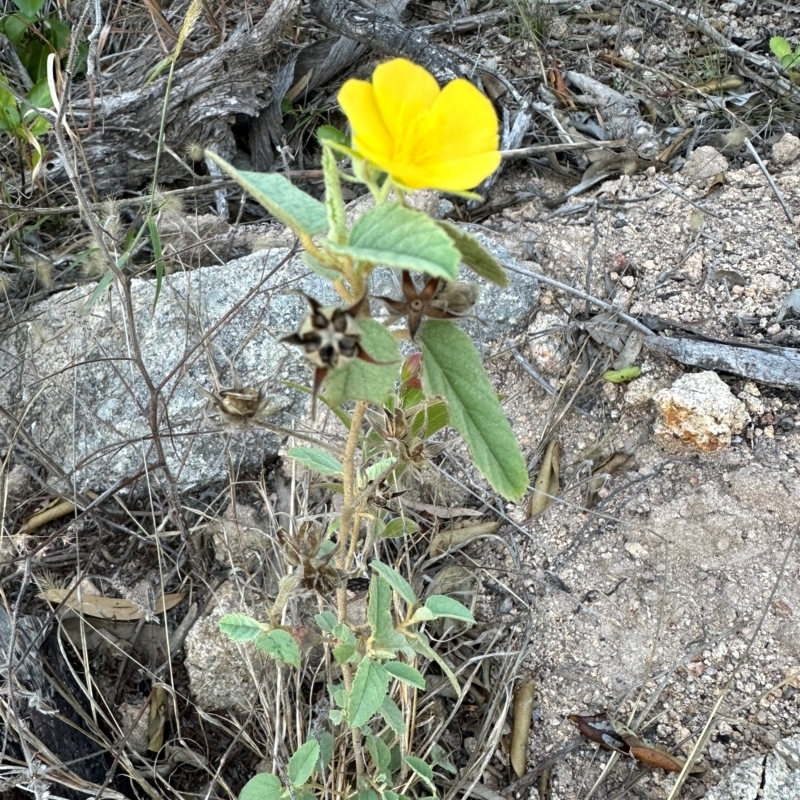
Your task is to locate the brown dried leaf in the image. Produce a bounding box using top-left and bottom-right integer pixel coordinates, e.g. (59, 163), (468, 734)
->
(528, 440), (560, 518)
(568, 712), (630, 754)
(428, 520), (500, 556)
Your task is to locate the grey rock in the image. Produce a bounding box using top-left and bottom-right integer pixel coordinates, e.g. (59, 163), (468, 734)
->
(0, 232), (538, 495)
(706, 737), (800, 800)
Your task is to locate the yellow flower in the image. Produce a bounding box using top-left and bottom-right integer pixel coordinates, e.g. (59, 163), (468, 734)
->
(337, 58), (500, 192)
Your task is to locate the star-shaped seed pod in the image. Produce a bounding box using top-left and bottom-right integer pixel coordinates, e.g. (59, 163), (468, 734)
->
(374, 270), (478, 340)
(281, 292), (379, 413)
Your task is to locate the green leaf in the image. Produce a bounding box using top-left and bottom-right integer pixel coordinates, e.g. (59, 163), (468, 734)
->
(424, 595), (475, 624)
(365, 457), (397, 483)
(333, 642), (359, 664)
(318, 731), (335, 769)
(286, 446), (344, 476)
(404, 756), (435, 791)
(379, 695), (406, 737)
(219, 613), (263, 642)
(323, 319), (399, 406)
(205, 150), (327, 236)
(315, 611), (337, 632)
(367, 574), (394, 642)
(770, 36), (793, 61)
(420, 321), (527, 501)
(254, 629), (301, 668)
(301, 252), (342, 281)
(240, 773), (284, 800)
(366, 733), (392, 776)
(603, 365), (641, 383)
(12, 0), (46, 17)
(408, 607), (435, 623)
(148, 218), (165, 313)
(347, 657), (390, 728)
(322, 145), (347, 245)
(81, 269), (115, 315)
(288, 739), (320, 787)
(370, 561), (417, 606)
(381, 517), (418, 539)
(436, 221), (509, 286)
(326, 202), (460, 281)
(383, 661), (426, 690)
(429, 743), (457, 774)
(318, 125), (349, 148)
(409, 632), (459, 694)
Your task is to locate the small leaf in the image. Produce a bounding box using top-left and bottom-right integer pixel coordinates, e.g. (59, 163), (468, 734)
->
(318, 125), (349, 148)
(365, 457), (397, 483)
(424, 595), (475, 624)
(420, 321), (527, 501)
(326, 202), (460, 281)
(408, 607), (435, 623)
(288, 739), (320, 787)
(12, 0), (46, 17)
(404, 756), (435, 791)
(383, 661), (426, 689)
(436, 221), (509, 286)
(367, 574), (394, 642)
(318, 731), (335, 768)
(286, 446), (344, 477)
(379, 695), (406, 737)
(370, 561), (417, 605)
(255, 629), (301, 668)
(315, 611), (337, 632)
(409, 632), (459, 694)
(770, 36), (793, 61)
(347, 658), (390, 728)
(333, 643), (359, 664)
(603, 365), (641, 383)
(240, 773), (284, 800)
(322, 145), (347, 245)
(219, 613), (263, 642)
(324, 319), (400, 407)
(205, 151), (327, 236)
(366, 733), (392, 775)
(381, 517), (418, 539)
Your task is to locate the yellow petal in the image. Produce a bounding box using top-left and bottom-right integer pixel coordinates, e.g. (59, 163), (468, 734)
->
(337, 78), (393, 162)
(396, 150), (502, 192)
(371, 59), (440, 151)
(424, 79), (499, 160)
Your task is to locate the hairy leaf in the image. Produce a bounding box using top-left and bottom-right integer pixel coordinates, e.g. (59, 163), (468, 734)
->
(420, 321), (527, 501)
(367, 574), (394, 642)
(324, 320), (399, 406)
(370, 560), (417, 605)
(424, 595), (475, 623)
(404, 756), (435, 791)
(218, 613), (262, 642)
(384, 661), (426, 689)
(288, 739), (320, 787)
(327, 202), (459, 280)
(286, 446), (344, 477)
(240, 773), (284, 800)
(254, 629), (300, 668)
(347, 658), (390, 728)
(205, 151), (327, 236)
(436, 221), (509, 286)
(380, 695), (406, 737)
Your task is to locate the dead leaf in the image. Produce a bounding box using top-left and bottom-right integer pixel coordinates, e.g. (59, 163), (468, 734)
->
(528, 440), (560, 518)
(511, 676), (537, 777)
(38, 587), (184, 621)
(568, 712), (629, 753)
(620, 730), (705, 775)
(20, 498), (76, 532)
(147, 684), (168, 752)
(428, 520), (500, 556)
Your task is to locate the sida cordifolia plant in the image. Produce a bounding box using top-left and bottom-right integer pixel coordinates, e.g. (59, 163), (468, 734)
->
(214, 58), (528, 800)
